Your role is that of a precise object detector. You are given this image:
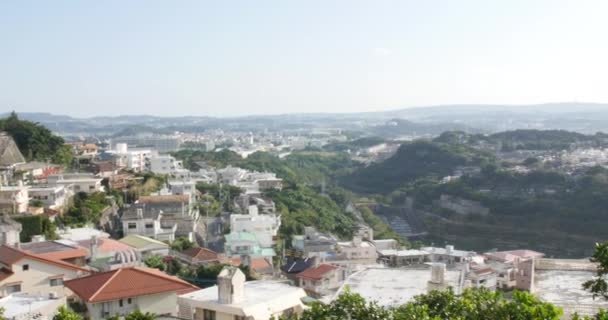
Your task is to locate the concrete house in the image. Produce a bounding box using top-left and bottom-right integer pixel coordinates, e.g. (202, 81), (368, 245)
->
(119, 234), (170, 257)
(47, 173), (104, 194)
(0, 215), (22, 247)
(29, 185), (71, 212)
(121, 206), (176, 242)
(296, 264), (344, 297)
(229, 205), (280, 248)
(178, 267), (307, 320)
(64, 267), (198, 320)
(0, 245), (90, 298)
(0, 182), (29, 214)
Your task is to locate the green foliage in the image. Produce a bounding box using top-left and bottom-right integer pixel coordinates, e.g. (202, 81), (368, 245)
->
(172, 149), (242, 169)
(342, 140), (492, 194)
(143, 255), (165, 271)
(572, 309), (608, 320)
(284, 288), (562, 320)
(13, 214), (57, 242)
(60, 192), (110, 227)
(171, 237), (194, 252)
(269, 184), (355, 239)
(584, 242), (608, 300)
(53, 306), (82, 320)
(0, 112), (73, 167)
(323, 136), (386, 152)
(0, 307), (5, 320)
(125, 310), (157, 320)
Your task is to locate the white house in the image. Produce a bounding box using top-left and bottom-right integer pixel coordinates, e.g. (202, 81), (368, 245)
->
(178, 267), (307, 320)
(110, 143), (153, 173)
(65, 267), (198, 320)
(29, 185), (70, 212)
(0, 245), (90, 298)
(149, 154), (187, 175)
(229, 206), (280, 248)
(121, 206), (176, 242)
(47, 173), (104, 194)
(0, 215), (22, 247)
(0, 182), (29, 214)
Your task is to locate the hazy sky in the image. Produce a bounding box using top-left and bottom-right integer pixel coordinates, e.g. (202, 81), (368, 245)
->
(2, 1), (608, 117)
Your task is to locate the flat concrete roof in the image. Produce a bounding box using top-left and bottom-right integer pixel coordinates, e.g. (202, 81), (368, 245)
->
(535, 270), (608, 306)
(335, 267), (461, 307)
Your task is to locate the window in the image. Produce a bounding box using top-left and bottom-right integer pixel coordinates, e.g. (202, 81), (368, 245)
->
(128, 298), (132, 304)
(22, 264), (29, 271)
(145, 223), (154, 229)
(5, 284), (21, 294)
(128, 223), (137, 229)
(203, 309), (216, 320)
(50, 278), (63, 286)
(119, 299), (123, 307)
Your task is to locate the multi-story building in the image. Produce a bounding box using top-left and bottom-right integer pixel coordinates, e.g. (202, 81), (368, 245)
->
(230, 206), (280, 248)
(29, 185), (70, 212)
(0, 182), (29, 214)
(47, 173), (104, 194)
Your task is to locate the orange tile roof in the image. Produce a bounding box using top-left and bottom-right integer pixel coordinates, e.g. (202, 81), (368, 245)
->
(36, 248), (88, 262)
(181, 247), (219, 262)
(296, 264), (337, 281)
(77, 238), (132, 255)
(64, 267), (199, 303)
(229, 257), (273, 273)
(0, 245), (90, 272)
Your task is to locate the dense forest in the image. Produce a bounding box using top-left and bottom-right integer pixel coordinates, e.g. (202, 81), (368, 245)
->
(0, 112), (73, 166)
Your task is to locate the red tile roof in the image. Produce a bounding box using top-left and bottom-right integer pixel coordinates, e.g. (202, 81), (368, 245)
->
(181, 247), (219, 262)
(36, 248), (88, 262)
(77, 238), (132, 255)
(64, 267), (199, 303)
(0, 245), (89, 272)
(296, 264), (337, 281)
(229, 257), (273, 273)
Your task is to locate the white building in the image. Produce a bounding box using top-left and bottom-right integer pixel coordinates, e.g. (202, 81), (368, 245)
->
(230, 206), (280, 248)
(47, 173), (104, 194)
(0, 182), (29, 214)
(121, 207), (176, 242)
(29, 185), (70, 211)
(0, 293), (66, 320)
(148, 154), (183, 174)
(178, 267), (307, 320)
(0, 215), (22, 247)
(110, 143), (152, 173)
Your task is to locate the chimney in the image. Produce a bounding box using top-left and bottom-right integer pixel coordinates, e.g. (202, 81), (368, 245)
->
(90, 235), (99, 259)
(217, 266), (245, 304)
(430, 263), (446, 285)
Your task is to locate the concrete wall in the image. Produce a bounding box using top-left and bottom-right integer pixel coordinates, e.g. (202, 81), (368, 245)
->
(87, 292), (177, 320)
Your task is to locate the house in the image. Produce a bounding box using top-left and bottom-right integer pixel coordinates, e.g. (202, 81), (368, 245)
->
(335, 236), (378, 263)
(484, 249), (545, 264)
(119, 234), (170, 257)
(89, 161), (119, 178)
(224, 232), (275, 260)
(57, 227), (110, 242)
(121, 206), (176, 242)
(281, 257), (315, 283)
(229, 206), (280, 248)
(174, 247), (223, 266)
(178, 267), (307, 320)
(14, 162), (62, 183)
(229, 256), (274, 276)
(109, 144), (152, 173)
(422, 245), (476, 265)
(296, 263), (344, 297)
(0, 215), (22, 247)
(64, 267), (198, 320)
(292, 227), (337, 255)
(148, 154), (187, 175)
(465, 265), (498, 290)
(29, 185), (71, 212)
(0, 132), (26, 185)
(134, 194), (198, 241)
(379, 249), (430, 267)
(47, 173), (104, 194)
(0, 245), (90, 298)
(0, 182), (29, 214)
(20, 240), (89, 266)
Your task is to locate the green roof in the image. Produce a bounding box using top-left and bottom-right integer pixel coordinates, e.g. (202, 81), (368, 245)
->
(119, 234), (168, 249)
(225, 232), (258, 243)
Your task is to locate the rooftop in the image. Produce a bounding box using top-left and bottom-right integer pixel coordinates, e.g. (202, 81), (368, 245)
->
(336, 267), (461, 307)
(119, 234), (169, 249)
(0, 245), (89, 272)
(21, 240), (88, 261)
(179, 281), (306, 319)
(484, 249), (545, 263)
(0, 293), (65, 319)
(58, 227), (110, 242)
(379, 249), (430, 257)
(64, 267), (198, 303)
(296, 264), (337, 281)
(181, 247), (220, 262)
(138, 194), (189, 204)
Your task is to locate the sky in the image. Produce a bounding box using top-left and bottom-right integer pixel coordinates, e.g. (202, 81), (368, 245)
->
(2, 0), (608, 117)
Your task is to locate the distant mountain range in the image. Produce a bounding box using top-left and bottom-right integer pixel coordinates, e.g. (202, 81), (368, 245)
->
(4, 102), (608, 136)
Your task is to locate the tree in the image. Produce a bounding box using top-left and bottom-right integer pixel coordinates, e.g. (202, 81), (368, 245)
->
(0, 307), (6, 320)
(143, 255), (165, 271)
(171, 237), (194, 252)
(584, 242), (608, 300)
(125, 310), (157, 320)
(53, 306), (82, 320)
